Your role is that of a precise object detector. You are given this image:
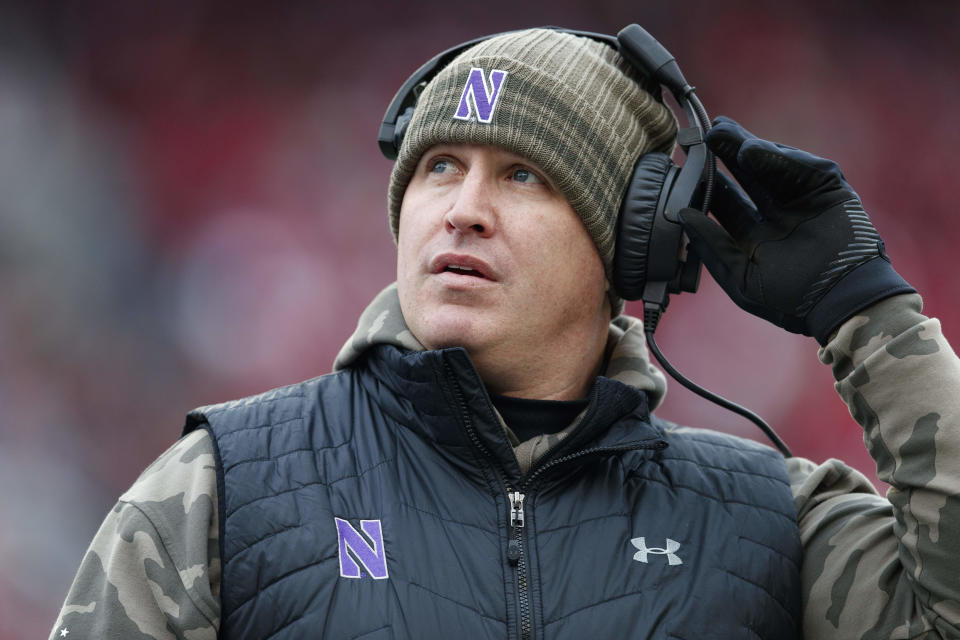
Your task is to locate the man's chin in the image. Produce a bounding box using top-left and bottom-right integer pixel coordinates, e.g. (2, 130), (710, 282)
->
(410, 307), (499, 353)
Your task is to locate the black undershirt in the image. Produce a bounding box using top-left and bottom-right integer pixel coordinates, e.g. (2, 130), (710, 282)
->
(490, 394), (589, 443)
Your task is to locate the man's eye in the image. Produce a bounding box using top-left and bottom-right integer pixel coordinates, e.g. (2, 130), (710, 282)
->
(512, 168), (543, 184)
(429, 159), (454, 174)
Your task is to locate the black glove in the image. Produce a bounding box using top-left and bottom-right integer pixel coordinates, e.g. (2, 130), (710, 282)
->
(679, 116), (915, 344)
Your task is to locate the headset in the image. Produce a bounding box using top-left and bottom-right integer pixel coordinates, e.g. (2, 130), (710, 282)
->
(377, 25), (791, 457)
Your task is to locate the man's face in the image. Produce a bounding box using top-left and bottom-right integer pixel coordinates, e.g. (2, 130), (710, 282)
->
(396, 143), (609, 365)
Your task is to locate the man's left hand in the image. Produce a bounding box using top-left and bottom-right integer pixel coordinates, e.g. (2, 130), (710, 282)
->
(679, 116), (915, 344)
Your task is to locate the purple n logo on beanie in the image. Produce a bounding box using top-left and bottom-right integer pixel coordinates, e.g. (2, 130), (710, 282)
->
(454, 67), (508, 124)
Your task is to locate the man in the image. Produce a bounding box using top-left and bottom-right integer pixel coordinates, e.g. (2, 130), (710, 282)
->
(51, 27), (960, 639)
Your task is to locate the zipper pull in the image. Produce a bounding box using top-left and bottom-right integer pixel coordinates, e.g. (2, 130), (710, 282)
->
(509, 491), (525, 528)
(507, 536), (521, 564)
(507, 491), (525, 566)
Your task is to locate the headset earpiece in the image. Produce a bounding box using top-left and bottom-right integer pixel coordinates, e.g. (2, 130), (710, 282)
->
(392, 106), (415, 156)
(613, 153), (677, 300)
(612, 24), (711, 308)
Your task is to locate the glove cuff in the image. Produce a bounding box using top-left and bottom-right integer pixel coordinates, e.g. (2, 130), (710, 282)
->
(807, 256), (916, 345)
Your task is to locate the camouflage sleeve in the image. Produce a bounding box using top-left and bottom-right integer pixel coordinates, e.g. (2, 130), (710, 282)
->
(791, 292), (960, 638)
(49, 428), (221, 640)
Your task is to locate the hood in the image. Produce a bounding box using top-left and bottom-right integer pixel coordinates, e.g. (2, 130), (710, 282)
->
(333, 283), (667, 409)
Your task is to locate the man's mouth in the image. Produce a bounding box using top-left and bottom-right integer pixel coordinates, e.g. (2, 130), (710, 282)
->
(431, 254), (497, 281)
(443, 265), (486, 278)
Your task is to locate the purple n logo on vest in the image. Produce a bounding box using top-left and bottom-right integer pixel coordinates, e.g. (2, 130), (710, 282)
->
(335, 518), (389, 579)
(454, 67), (508, 124)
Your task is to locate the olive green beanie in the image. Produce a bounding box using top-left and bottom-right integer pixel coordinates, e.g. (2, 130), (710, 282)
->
(388, 28), (678, 313)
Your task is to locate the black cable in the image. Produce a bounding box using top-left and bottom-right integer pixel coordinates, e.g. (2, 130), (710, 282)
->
(644, 327), (793, 458)
(688, 92), (716, 215)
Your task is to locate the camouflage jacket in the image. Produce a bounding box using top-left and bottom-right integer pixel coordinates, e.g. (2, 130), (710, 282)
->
(50, 287), (960, 639)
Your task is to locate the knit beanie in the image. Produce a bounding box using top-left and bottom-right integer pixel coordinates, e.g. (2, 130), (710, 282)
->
(388, 28), (678, 314)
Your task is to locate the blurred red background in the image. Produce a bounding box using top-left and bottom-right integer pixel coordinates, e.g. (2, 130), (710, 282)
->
(2, 1), (957, 636)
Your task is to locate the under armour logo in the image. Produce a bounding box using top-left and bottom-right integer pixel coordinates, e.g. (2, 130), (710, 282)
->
(631, 537), (683, 565)
(336, 518), (389, 579)
(454, 67), (508, 124)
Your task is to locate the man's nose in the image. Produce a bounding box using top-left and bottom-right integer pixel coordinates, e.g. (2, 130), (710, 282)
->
(443, 172), (497, 237)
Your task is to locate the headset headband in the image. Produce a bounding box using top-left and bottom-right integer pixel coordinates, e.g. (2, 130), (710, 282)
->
(378, 26), (667, 160)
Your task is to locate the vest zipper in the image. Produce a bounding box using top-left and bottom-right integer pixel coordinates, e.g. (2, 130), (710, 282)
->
(506, 490), (531, 640)
(506, 442), (667, 640)
(442, 358), (667, 640)
(443, 360), (534, 639)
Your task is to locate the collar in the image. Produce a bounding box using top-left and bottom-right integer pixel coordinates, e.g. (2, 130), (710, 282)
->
(333, 282), (668, 410)
(334, 283), (668, 483)
(359, 342), (658, 486)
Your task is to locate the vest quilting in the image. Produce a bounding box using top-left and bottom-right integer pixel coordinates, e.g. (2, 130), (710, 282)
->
(183, 344), (802, 639)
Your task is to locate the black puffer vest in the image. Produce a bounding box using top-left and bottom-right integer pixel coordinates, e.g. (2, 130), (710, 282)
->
(184, 344), (802, 639)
